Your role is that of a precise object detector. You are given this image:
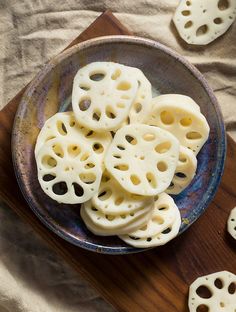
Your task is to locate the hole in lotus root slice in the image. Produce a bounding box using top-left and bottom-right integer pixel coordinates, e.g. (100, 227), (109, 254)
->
(89, 72), (106, 81)
(182, 10), (191, 16)
(57, 121), (68, 136)
(180, 117), (192, 127)
(92, 143), (104, 154)
(115, 197), (124, 205)
(160, 110), (175, 125)
(125, 135), (137, 145)
(130, 174), (141, 185)
(73, 183), (84, 197)
(85, 130), (94, 137)
(146, 172), (157, 188)
(80, 152), (90, 161)
(92, 110), (101, 121)
(186, 131), (202, 140)
(157, 161), (168, 172)
(175, 172), (187, 179)
(196, 25), (208, 37)
(117, 145), (125, 150)
(79, 97), (91, 111)
(134, 102), (142, 113)
(52, 144), (64, 158)
(214, 17), (223, 24)
(111, 69), (121, 80)
(42, 155), (57, 169)
(117, 81), (131, 91)
(79, 172), (96, 184)
(143, 133), (156, 141)
(84, 162), (95, 169)
(228, 282), (235, 294)
(155, 142), (172, 154)
(214, 278), (224, 289)
(196, 286), (213, 299)
(114, 164), (129, 171)
(42, 174), (56, 182)
(116, 102), (126, 109)
(67, 144), (81, 158)
(101, 174), (111, 183)
(79, 84), (90, 91)
(196, 305), (209, 312)
(98, 189), (112, 201)
(105, 106), (117, 119)
(218, 0), (230, 10)
(52, 182), (68, 195)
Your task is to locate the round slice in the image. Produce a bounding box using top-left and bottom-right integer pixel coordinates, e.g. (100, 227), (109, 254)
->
(188, 271), (236, 312)
(119, 202), (181, 248)
(35, 112), (112, 165)
(36, 138), (102, 204)
(105, 124), (180, 196)
(72, 62), (138, 131)
(80, 201), (153, 236)
(227, 207), (236, 240)
(128, 68), (152, 123)
(148, 94), (201, 113)
(81, 198), (153, 233)
(147, 95), (210, 154)
(124, 193), (179, 238)
(173, 0), (236, 45)
(91, 171), (153, 215)
(167, 146), (197, 195)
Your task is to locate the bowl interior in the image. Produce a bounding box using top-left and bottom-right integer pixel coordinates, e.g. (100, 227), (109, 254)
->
(12, 36), (226, 254)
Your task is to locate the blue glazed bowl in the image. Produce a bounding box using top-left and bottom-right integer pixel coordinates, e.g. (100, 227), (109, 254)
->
(12, 36), (226, 254)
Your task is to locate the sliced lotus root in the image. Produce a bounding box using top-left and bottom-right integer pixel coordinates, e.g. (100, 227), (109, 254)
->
(124, 193), (179, 238)
(149, 94), (200, 113)
(173, 0), (236, 45)
(227, 207), (236, 239)
(91, 171), (153, 215)
(36, 138), (102, 204)
(119, 204), (181, 248)
(72, 62), (138, 131)
(105, 124), (179, 196)
(128, 67), (152, 123)
(147, 95), (210, 154)
(167, 146), (197, 195)
(81, 198), (153, 233)
(80, 201), (153, 236)
(188, 271), (236, 312)
(35, 112), (112, 165)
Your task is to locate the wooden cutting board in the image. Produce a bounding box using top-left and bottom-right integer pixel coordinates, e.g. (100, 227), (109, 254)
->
(0, 10), (235, 312)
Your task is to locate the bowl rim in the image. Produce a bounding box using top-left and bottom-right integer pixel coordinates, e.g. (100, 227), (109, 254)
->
(12, 35), (226, 254)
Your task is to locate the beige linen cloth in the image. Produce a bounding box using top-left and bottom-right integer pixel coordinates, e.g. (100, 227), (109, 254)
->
(0, 1), (235, 311)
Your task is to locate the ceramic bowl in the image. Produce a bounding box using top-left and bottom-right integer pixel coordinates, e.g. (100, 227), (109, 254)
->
(12, 36), (226, 254)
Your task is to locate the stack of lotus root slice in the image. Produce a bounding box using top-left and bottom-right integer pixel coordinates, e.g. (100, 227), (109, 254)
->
(35, 62), (210, 248)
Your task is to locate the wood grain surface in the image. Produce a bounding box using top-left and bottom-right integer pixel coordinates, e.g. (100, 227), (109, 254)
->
(0, 10), (235, 312)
